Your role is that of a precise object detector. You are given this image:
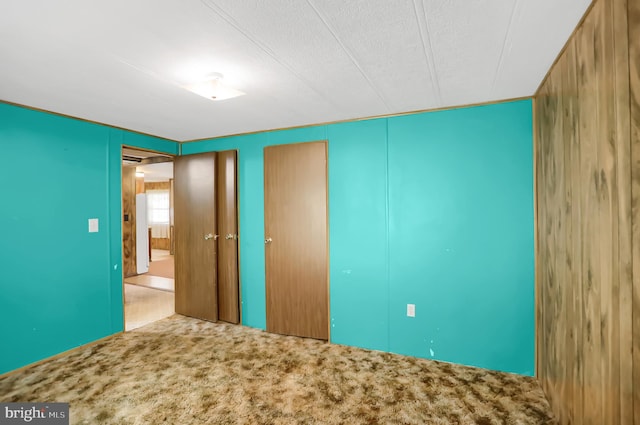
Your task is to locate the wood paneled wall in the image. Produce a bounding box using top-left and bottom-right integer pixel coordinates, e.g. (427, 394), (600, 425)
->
(534, 0), (637, 423)
(135, 175), (145, 194)
(144, 181), (170, 191)
(122, 166), (137, 277)
(630, 0), (640, 422)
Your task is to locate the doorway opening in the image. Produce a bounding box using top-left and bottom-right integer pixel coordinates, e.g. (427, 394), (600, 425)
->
(122, 147), (175, 331)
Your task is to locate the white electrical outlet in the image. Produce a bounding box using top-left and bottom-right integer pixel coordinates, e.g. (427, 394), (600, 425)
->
(88, 218), (99, 233)
(407, 304), (415, 317)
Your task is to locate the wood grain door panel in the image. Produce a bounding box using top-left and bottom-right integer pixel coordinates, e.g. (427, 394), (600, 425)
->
(216, 150), (240, 324)
(264, 141), (328, 340)
(174, 152), (218, 322)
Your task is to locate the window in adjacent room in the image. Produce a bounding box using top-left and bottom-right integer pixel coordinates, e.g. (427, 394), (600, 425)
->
(147, 189), (170, 238)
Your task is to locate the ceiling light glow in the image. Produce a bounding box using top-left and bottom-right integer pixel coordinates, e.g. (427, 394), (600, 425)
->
(184, 73), (245, 101)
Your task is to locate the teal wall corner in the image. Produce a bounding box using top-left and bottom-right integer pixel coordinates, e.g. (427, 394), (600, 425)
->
(0, 103), (178, 374)
(386, 100), (534, 375)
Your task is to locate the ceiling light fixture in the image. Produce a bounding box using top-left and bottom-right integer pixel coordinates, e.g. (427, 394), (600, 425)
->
(184, 72), (245, 101)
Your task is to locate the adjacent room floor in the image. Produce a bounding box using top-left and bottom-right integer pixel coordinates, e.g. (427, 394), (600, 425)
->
(0, 315), (556, 424)
(124, 249), (175, 331)
(123, 284), (174, 331)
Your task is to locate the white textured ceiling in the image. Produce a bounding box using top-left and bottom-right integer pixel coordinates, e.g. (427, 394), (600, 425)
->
(0, 0), (591, 141)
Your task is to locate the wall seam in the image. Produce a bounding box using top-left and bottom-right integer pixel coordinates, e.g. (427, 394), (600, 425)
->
(625, 0), (637, 421)
(106, 129), (113, 333)
(385, 118), (391, 353)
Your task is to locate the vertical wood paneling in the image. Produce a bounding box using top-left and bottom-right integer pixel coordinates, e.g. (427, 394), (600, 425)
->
(122, 166), (137, 277)
(150, 238), (170, 250)
(613, 0), (633, 422)
(534, 91), (547, 399)
(564, 40), (585, 425)
(596, 2), (620, 423)
(135, 175), (145, 194)
(559, 43), (581, 425)
(556, 61), (569, 424)
(144, 181), (171, 191)
(576, 9), (603, 423)
(538, 80), (554, 406)
(534, 0), (635, 423)
(629, 0), (640, 423)
(546, 58), (567, 423)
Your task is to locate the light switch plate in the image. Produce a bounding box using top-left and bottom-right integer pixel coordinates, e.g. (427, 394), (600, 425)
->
(407, 304), (415, 317)
(88, 218), (99, 233)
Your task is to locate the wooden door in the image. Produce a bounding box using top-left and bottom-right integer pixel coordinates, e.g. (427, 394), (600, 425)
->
(264, 141), (328, 340)
(216, 150), (240, 324)
(174, 152), (218, 322)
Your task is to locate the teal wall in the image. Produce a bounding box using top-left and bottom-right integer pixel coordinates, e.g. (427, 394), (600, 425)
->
(183, 99), (534, 375)
(0, 99), (533, 376)
(0, 103), (178, 374)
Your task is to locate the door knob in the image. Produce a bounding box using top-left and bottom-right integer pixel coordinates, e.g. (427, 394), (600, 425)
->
(265, 237), (272, 244)
(225, 233), (236, 240)
(204, 233), (219, 240)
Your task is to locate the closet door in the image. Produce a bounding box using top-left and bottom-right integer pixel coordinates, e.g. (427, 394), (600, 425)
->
(174, 152), (218, 322)
(264, 141), (328, 340)
(216, 150), (240, 324)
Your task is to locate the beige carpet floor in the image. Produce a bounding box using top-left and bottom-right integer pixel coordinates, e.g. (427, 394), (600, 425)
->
(0, 315), (555, 425)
